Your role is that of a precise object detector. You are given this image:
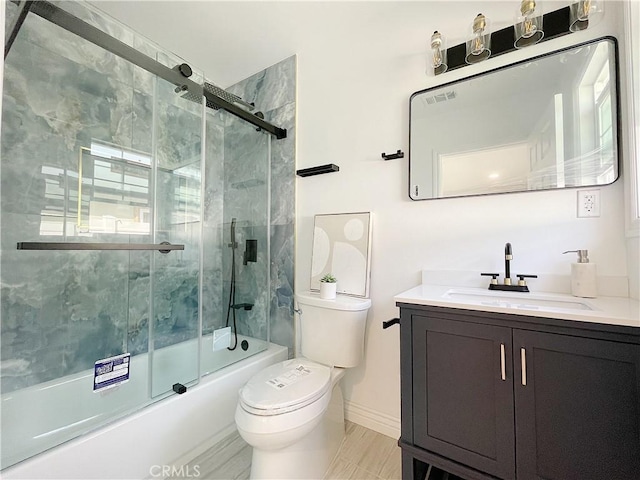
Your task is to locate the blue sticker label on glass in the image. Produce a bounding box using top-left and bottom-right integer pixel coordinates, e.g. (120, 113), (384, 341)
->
(94, 353), (130, 392)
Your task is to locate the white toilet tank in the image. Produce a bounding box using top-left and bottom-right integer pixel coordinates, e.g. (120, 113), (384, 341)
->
(295, 291), (371, 368)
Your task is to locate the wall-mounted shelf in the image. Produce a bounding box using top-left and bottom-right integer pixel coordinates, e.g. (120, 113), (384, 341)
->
(296, 164), (339, 177)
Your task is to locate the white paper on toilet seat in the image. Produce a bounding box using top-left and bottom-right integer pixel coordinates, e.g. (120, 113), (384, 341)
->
(266, 364), (312, 390)
(239, 359), (331, 413)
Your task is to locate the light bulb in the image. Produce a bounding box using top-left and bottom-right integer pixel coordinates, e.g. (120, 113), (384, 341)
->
(430, 31), (448, 75)
(570, 0), (603, 32)
(515, 0), (544, 48)
(465, 14), (491, 64)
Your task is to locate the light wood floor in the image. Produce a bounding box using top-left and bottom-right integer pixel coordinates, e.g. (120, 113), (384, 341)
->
(170, 421), (401, 480)
(324, 421), (402, 480)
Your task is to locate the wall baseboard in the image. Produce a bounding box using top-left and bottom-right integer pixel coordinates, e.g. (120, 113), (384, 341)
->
(344, 400), (400, 440)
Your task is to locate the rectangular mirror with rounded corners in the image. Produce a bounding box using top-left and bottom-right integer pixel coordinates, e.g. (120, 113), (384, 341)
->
(409, 37), (619, 200)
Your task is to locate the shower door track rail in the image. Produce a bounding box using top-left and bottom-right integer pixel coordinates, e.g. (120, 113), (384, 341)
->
(5, 0), (287, 140)
(16, 242), (184, 254)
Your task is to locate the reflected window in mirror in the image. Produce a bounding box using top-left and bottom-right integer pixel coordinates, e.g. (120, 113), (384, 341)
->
(409, 37), (620, 200)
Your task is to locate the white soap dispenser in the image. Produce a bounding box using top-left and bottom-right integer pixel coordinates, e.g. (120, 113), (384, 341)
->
(563, 250), (597, 298)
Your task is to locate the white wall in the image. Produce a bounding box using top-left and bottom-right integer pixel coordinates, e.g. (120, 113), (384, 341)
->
(294, 2), (631, 436)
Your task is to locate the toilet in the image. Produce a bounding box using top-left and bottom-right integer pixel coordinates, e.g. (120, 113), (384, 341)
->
(234, 291), (371, 479)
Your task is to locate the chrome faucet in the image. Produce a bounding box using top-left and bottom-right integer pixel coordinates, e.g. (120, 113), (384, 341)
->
(481, 242), (537, 292)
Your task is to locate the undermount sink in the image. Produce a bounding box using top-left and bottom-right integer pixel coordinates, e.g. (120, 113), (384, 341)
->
(442, 288), (596, 312)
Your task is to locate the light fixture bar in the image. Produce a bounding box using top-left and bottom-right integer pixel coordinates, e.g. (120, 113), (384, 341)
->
(438, 4), (572, 74)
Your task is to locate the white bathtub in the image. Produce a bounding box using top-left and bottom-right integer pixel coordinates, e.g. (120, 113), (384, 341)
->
(1, 338), (287, 479)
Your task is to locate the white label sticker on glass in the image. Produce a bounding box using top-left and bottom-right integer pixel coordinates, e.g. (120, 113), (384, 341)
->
(94, 353), (130, 392)
(266, 364), (311, 390)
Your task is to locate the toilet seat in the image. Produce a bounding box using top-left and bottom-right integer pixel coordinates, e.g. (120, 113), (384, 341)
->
(239, 359), (331, 416)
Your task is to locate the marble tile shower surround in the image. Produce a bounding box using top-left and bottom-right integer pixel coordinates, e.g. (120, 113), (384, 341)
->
(225, 56), (297, 355)
(1, 0), (297, 401)
(177, 57), (297, 349)
(1, 4), (207, 394)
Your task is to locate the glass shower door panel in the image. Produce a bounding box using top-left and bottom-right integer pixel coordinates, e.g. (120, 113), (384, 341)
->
(1, 10), (158, 469)
(0, 3), (207, 467)
(201, 110), (270, 376)
(0, 249), (149, 469)
(150, 72), (203, 398)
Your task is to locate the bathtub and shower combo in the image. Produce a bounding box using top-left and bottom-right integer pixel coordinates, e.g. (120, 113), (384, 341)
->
(1, 2), (290, 477)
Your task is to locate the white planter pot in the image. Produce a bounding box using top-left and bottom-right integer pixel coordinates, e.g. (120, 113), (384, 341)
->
(319, 282), (337, 299)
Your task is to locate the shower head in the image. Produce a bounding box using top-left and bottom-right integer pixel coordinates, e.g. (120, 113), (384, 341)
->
(204, 82), (254, 111)
(177, 81), (255, 112)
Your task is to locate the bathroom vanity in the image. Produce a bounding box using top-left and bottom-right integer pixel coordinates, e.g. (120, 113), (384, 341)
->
(394, 285), (640, 480)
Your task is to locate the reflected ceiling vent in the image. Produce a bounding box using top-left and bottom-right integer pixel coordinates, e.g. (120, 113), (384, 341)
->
(424, 91), (457, 105)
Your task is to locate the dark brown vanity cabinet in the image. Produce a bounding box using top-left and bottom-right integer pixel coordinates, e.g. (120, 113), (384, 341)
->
(398, 305), (640, 480)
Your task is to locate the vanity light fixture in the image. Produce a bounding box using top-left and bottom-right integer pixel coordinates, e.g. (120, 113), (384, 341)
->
(430, 1), (604, 76)
(465, 13), (491, 64)
(515, 0), (544, 48)
(430, 31), (448, 75)
(569, 0), (603, 32)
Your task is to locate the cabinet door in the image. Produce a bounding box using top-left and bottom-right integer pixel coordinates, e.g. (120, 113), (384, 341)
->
(412, 315), (515, 480)
(514, 330), (640, 480)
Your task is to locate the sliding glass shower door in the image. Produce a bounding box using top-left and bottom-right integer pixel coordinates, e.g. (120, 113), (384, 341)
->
(201, 105), (271, 375)
(0, 5), (203, 468)
(2, 0), (286, 470)
(149, 70), (203, 398)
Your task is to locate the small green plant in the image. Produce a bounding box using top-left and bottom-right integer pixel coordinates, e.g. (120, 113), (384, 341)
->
(320, 273), (337, 283)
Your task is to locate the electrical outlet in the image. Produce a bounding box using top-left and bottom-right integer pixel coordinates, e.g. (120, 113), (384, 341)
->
(577, 190), (601, 218)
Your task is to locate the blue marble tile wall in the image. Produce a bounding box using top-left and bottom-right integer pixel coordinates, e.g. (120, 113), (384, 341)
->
(226, 56), (297, 356)
(0, 3), (203, 393)
(222, 116), (270, 347)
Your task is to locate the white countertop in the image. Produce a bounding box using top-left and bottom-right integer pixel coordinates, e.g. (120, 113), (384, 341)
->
(395, 284), (640, 329)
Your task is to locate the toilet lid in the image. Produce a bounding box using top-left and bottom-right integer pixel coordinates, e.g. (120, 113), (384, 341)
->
(239, 359), (331, 415)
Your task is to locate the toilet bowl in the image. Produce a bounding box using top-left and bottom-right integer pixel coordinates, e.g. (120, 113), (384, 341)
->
(235, 291), (371, 479)
(235, 359), (346, 479)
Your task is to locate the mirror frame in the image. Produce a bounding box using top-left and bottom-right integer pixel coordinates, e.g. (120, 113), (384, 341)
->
(408, 36), (621, 201)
